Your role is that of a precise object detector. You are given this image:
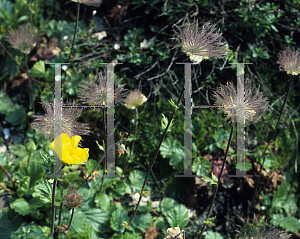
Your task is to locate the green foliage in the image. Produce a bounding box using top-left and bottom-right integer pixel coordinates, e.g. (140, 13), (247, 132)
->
(205, 231), (224, 239)
(161, 198), (189, 228)
(192, 157), (211, 177)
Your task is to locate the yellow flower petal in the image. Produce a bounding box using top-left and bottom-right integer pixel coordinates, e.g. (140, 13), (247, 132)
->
(50, 133), (89, 165)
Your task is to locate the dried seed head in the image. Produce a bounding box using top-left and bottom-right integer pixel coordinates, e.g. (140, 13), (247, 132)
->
(124, 89), (147, 109)
(165, 226), (184, 239)
(71, 0), (102, 7)
(78, 70), (128, 112)
(64, 181), (83, 209)
(172, 18), (228, 63)
(212, 78), (269, 126)
(277, 47), (300, 75)
(5, 24), (39, 55)
(30, 100), (90, 142)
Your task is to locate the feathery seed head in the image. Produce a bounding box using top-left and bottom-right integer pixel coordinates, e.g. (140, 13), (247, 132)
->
(5, 24), (39, 55)
(212, 78), (269, 126)
(64, 181), (84, 209)
(277, 47), (300, 75)
(172, 18), (228, 63)
(78, 70), (128, 112)
(124, 89), (147, 109)
(30, 100), (90, 142)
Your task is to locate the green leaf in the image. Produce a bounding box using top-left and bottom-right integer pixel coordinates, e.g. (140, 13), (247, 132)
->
(18, 162), (45, 188)
(129, 170), (153, 192)
(160, 137), (184, 170)
(95, 192), (111, 210)
(205, 231), (224, 239)
(80, 206), (110, 232)
(272, 181), (288, 211)
(192, 157), (211, 177)
(32, 180), (53, 206)
(260, 154), (276, 169)
(0, 92), (12, 114)
(160, 198), (179, 215)
(270, 214), (300, 233)
(26, 139), (37, 152)
(164, 204), (189, 228)
(15, 176), (30, 198)
(30, 60), (45, 78)
(110, 209), (129, 233)
(131, 212), (152, 232)
(10, 198), (30, 216)
(8, 144), (28, 158)
(0, 210), (22, 238)
(5, 104), (26, 125)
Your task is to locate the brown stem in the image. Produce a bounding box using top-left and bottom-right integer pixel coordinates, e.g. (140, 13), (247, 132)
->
(197, 126), (234, 239)
(57, 180), (64, 238)
(100, 107), (107, 192)
(68, 2), (80, 62)
(0, 165), (16, 187)
(67, 208), (75, 231)
(123, 84), (185, 234)
(51, 179), (58, 235)
(246, 76), (293, 221)
(121, 107), (138, 175)
(0, 41), (44, 86)
(24, 54), (35, 114)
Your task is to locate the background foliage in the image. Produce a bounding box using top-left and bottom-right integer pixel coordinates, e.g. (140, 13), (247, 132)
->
(0, 0), (300, 238)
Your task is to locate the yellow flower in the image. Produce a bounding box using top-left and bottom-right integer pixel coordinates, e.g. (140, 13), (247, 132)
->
(50, 133), (89, 165)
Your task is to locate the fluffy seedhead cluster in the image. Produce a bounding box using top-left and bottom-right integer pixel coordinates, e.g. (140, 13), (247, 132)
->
(71, 0), (102, 7)
(172, 18), (228, 63)
(64, 182), (84, 209)
(124, 89), (147, 109)
(212, 78), (269, 126)
(235, 219), (291, 239)
(277, 47), (300, 75)
(164, 226), (185, 239)
(5, 24), (39, 55)
(30, 100), (90, 142)
(78, 70), (128, 112)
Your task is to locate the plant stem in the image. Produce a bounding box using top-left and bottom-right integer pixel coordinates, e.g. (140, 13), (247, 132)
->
(122, 107), (138, 175)
(0, 42), (44, 86)
(57, 180), (64, 238)
(24, 54), (35, 114)
(0, 165), (16, 187)
(77, 142), (119, 190)
(68, 208), (75, 231)
(99, 107), (107, 192)
(123, 84), (185, 234)
(68, 2), (80, 62)
(246, 76), (293, 221)
(197, 125), (234, 239)
(51, 179), (58, 235)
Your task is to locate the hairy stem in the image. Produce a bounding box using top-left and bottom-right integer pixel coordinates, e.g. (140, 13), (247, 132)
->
(68, 2), (80, 62)
(122, 107), (138, 175)
(246, 76), (293, 221)
(123, 84), (185, 234)
(24, 54), (35, 118)
(57, 180), (64, 238)
(0, 42), (44, 86)
(100, 107), (107, 192)
(0, 165), (16, 187)
(197, 125), (234, 239)
(51, 179), (58, 236)
(67, 208), (75, 232)
(77, 142), (119, 190)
